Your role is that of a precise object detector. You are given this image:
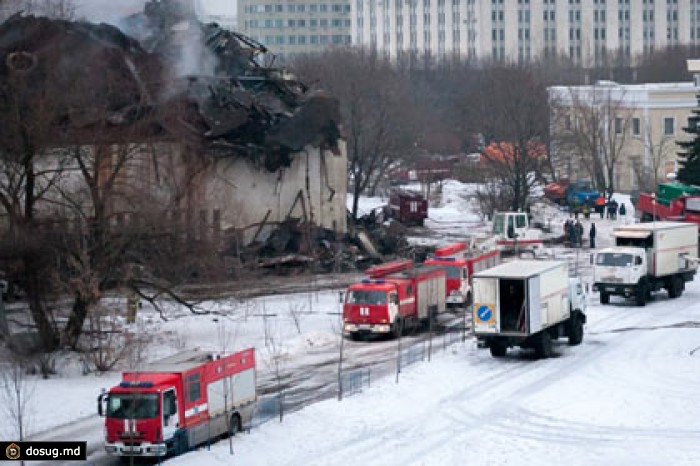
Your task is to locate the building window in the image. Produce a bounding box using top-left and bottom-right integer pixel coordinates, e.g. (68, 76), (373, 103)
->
(632, 117), (641, 136)
(615, 117), (623, 134)
(663, 117), (675, 135)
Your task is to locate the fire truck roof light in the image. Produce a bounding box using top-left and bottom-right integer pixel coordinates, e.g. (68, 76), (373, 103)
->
(362, 279), (370, 283)
(119, 381), (154, 388)
(374, 279), (385, 284)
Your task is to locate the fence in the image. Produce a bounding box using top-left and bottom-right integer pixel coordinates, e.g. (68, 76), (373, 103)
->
(399, 342), (426, 370)
(250, 393), (285, 428)
(252, 324), (467, 430)
(340, 368), (371, 398)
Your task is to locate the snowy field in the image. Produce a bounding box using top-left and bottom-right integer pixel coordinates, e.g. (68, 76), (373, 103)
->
(173, 275), (700, 466)
(5, 180), (689, 466)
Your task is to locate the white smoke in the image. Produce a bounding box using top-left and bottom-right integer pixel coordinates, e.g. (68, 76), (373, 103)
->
(74, 0), (145, 25)
(76, 0), (219, 79)
(170, 18), (217, 77)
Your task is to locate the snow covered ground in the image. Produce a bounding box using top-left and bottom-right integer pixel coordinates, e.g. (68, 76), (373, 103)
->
(172, 278), (700, 466)
(5, 180), (696, 466)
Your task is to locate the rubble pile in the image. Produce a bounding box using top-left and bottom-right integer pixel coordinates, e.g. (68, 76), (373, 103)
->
(0, 0), (350, 274)
(126, 0), (342, 171)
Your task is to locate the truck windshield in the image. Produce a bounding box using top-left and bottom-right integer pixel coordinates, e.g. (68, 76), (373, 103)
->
(596, 253), (633, 267)
(443, 266), (461, 278)
(346, 290), (387, 305)
(492, 215), (505, 234)
(107, 393), (159, 419)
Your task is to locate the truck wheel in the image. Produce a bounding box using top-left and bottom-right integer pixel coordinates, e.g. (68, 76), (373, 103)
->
(534, 331), (553, 359)
(676, 278), (685, 297)
(600, 291), (610, 305)
(175, 433), (188, 456)
(489, 340), (507, 358)
(568, 314), (584, 346)
(229, 413), (241, 437)
(635, 283), (647, 306)
(668, 277), (683, 299)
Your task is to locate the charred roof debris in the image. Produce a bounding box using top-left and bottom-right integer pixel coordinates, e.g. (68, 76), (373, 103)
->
(0, 0), (408, 275)
(0, 0), (341, 167)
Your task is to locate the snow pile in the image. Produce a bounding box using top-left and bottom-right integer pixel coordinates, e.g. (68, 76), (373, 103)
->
(427, 180), (481, 224)
(345, 193), (387, 217)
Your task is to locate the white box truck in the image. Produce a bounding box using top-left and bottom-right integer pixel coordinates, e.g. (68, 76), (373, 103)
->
(472, 260), (587, 358)
(592, 222), (698, 306)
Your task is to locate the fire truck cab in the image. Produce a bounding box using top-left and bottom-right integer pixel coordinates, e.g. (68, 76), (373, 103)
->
(98, 348), (256, 459)
(344, 262), (446, 339)
(424, 242), (501, 306)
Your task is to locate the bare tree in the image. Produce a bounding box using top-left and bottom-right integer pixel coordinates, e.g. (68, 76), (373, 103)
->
(287, 302), (305, 335)
(0, 359), (35, 440)
(263, 317), (286, 422)
(634, 123), (675, 191)
(467, 67), (550, 211)
(291, 48), (421, 220)
(552, 85), (632, 198)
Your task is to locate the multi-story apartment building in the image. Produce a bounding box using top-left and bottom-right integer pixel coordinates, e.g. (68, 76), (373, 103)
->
(549, 81), (698, 192)
(238, 0), (352, 60)
(353, 0), (700, 66)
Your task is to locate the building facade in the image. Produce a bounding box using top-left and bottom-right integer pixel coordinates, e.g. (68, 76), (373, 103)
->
(549, 81), (698, 192)
(238, 0), (352, 60)
(353, 0), (700, 66)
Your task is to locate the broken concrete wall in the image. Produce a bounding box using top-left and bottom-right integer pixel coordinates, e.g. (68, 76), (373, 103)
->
(203, 140), (348, 245)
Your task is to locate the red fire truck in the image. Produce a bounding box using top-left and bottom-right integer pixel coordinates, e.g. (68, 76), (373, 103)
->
(389, 190), (429, 226)
(343, 260), (446, 339)
(98, 348), (256, 459)
(424, 242), (501, 306)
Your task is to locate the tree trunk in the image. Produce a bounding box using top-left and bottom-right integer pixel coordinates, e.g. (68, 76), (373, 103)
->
(63, 292), (95, 350)
(23, 259), (59, 353)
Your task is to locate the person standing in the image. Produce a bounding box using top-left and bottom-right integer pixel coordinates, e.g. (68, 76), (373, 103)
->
(595, 195), (606, 219)
(619, 202), (626, 219)
(589, 223), (597, 249)
(574, 220), (584, 248)
(567, 221), (577, 248)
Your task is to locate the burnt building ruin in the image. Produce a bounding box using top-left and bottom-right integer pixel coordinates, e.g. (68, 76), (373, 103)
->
(0, 1), (347, 252)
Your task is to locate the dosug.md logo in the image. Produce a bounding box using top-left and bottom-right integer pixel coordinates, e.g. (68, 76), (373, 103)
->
(6, 443), (20, 460)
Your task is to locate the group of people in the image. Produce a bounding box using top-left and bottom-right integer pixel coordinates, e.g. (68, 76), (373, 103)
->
(586, 195), (626, 220)
(563, 219), (596, 248)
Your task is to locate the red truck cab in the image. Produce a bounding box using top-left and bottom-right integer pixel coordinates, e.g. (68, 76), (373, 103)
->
(343, 265), (446, 339)
(424, 257), (469, 306)
(424, 242), (501, 306)
(99, 349), (256, 459)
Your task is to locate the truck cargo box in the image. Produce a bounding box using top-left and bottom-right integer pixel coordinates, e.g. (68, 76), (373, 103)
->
(473, 260), (569, 337)
(612, 222), (698, 277)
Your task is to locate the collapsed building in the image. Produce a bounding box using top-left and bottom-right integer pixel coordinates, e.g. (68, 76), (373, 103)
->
(0, 1), (347, 267)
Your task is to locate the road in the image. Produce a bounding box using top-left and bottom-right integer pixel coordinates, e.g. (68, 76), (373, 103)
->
(29, 233), (607, 465)
(32, 313), (467, 466)
(208, 275), (700, 466)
